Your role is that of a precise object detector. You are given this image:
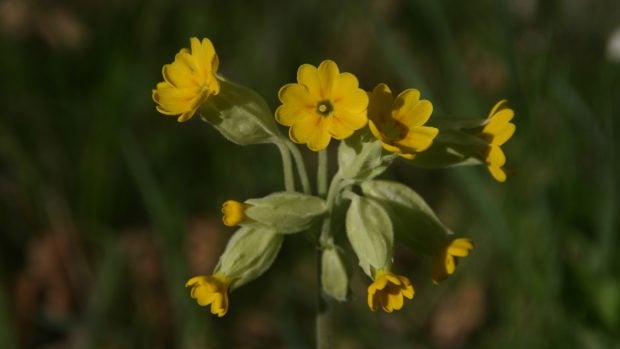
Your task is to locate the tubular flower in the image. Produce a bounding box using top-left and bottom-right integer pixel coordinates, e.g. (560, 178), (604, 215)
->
(480, 100), (515, 182)
(185, 274), (231, 317)
(431, 238), (474, 284)
(152, 37), (220, 122)
(367, 270), (414, 313)
(368, 83), (438, 159)
(275, 60), (368, 151)
(221, 200), (249, 227)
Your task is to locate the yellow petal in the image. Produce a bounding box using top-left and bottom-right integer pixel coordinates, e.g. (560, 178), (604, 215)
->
(486, 145), (506, 167)
(317, 60), (339, 98)
(368, 83), (393, 121)
(393, 88), (420, 114)
(289, 114), (321, 144)
(306, 117), (332, 151)
(401, 99), (433, 128)
(278, 83), (315, 110)
(396, 126), (438, 153)
(488, 99), (508, 119)
(297, 64), (322, 99)
(488, 165), (507, 182)
(493, 122), (516, 146)
(330, 110), (367, 139)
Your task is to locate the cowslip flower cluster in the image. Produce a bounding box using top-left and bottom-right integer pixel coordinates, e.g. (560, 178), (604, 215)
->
(152, 37), (515, 317)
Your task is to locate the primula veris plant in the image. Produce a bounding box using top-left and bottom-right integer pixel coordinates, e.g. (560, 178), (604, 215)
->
(152, 37), (515, 344)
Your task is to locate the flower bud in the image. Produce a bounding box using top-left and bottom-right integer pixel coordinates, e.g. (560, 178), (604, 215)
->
(199, 77), (282, 145)
(321, 246), (349, 301)
(215, 226), (283, 289)
(221, 200), (249, 227)
(244, 192), (326, 234)
(345, 194), (393, 277)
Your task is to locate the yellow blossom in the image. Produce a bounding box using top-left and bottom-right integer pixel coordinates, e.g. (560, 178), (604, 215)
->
(152, 37), (220, 122)
(221, 200), (248, 227)
(368, 83), (438, 159)
(480, 100), (515, 182)
(367, 270), (414, 312)
(431, 238), (474, 284)
(185, 274), (231, 317)
(275, 60), (369, 151)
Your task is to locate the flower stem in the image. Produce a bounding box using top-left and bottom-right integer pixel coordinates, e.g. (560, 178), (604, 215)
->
(316, 252), (332, 349)
(315, 172), (342, 349)
(317, 150), (328, 197)
(276, 142), (295, 192)
(284, 140), (312, 194)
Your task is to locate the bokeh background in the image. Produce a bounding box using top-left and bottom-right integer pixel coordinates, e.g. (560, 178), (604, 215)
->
(1, 0), (619, 348)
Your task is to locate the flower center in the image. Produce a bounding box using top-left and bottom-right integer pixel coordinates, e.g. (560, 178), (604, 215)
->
(316, 100), (334, 117)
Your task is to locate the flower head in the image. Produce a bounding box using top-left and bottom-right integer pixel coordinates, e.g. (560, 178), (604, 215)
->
(480, 100), (515, 182)
(152, 37), (220, 122)
(221, 200), (248, 227)
(367, 270), (414, 312)
(276, 60), (368, 151)
(368, 83), (438, 159)
(186, 274), (231, 317)
(431, 238), (474, 284)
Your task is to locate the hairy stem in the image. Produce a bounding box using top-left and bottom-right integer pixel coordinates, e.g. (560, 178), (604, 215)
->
(276, 141), (295, 192)
(284, 140), (312, 194)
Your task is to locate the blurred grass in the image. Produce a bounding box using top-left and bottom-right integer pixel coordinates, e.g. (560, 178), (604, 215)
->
(1, 0), (619, 347)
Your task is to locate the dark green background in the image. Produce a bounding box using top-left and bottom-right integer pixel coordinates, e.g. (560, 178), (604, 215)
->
(1, 0), (618, 348)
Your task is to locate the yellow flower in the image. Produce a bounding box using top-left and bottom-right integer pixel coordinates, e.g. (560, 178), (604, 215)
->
(152, 37), (220, 122)
(186, 274), (231, 317)
(368, 83), (438, 159)
(480, 100), (515, 182)
(431, 238), (474, 284)
(221, 200), (248, 227)
(367, 270), (414, 313)
(275, 60), (368, 151)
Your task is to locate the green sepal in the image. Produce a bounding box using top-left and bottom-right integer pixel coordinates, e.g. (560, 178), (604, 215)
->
(360, 180), (450, 256)
(345, 194), (393, 277)
(199, 77), (281, 145)
(406, 130), (487, 169)
(245, 192), (327, 234)
(321, 246), (349, 301)
(428, 115), (489, 131)
(215, 226), (283, 290)
(337, 130), (394, 181)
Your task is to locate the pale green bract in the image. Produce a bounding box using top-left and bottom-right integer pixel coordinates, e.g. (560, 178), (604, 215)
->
(321, 247), (349, 302)
(199, 77), (282, 145)
(360, 180), (452, 255)
(345, 194), (393, 277)
(215, 226), (283, 290)
(245, 192), (327, 234)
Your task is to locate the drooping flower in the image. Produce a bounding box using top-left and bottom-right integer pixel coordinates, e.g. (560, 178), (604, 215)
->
(152, 37), (220, 122)
(367, 83), (439, 159)
(186, 274), (231, 317)
(431, 238), (474, 284)
(480, 100), (515, 182)
(276, 60), (368, 151)
(367, 270), (414, 312)
(221, 200), (248, 227)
